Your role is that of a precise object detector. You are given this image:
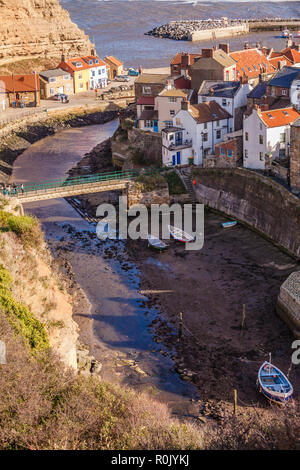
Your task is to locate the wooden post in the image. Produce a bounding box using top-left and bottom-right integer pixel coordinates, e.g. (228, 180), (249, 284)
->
(178, 312), (183, 341)
(233, 389), (237, 416)
(241, 304), (246, 330)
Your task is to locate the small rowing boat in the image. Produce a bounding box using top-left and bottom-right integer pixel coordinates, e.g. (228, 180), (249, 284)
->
(168, 225), (194, 243)
(221, 221), (237, 229)
(281, 29), (290, 38)
(258, 361), (293, 404)
(147, 234), (168, 252)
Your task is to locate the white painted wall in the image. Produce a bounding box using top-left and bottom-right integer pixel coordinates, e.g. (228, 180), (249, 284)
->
(291, 78), (300, 110)
(243, 110), (267, 169)
(162, 107), (232, 166)
(198, 83), (252, 129)
(243, 109), (289, 169)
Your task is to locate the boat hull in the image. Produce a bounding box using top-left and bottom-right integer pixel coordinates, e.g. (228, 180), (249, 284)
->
(222, 221), (237, 228)
(258, 362), (293, 405)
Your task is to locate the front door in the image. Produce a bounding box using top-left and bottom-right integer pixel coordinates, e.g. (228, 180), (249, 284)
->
(176, 151), (181, 165)
(172, 154), (176, 166)
(153, 120), (158, 133)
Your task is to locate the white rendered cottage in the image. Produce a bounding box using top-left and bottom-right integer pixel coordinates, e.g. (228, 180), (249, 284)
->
(162, 100), (232, 166)
(243, 105), (300, 170)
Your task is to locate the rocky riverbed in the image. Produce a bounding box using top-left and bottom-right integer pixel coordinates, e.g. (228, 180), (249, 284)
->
(66, 131), (300, 421)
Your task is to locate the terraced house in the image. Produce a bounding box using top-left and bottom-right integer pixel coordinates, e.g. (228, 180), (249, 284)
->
(243, 105), (300, 170)
(162, 99), (232, 166)
(58, 53), (107, 93)
(39, 68), (73, 98)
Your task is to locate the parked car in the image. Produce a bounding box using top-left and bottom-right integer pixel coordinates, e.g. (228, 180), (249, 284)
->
(128, 68), (139, 76)
(115, 75), (130, 82)
(52, 93), (68, 102)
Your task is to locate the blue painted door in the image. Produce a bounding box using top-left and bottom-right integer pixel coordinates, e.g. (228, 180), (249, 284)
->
(176, 151), (181, 165)
(172, 155), (176, 165)
(153, 120), (158, 133)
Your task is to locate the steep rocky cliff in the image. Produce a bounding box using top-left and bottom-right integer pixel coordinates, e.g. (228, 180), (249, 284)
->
(0, 0), (93, 64)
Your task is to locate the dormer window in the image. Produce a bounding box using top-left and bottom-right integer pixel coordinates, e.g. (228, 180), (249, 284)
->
(89, 60), (93, 65)
(76, 62), (82, 68)
(267, 113), (273, 118)
(95, 59), (99, 64)
(283, 110), (288, 115)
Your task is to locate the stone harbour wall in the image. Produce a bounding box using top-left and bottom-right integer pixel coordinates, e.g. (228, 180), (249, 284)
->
(192, 167), (300, 258)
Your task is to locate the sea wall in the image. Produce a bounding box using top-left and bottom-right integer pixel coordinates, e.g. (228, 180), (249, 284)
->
(192, 167), (300, 258)
(190, 24), (248, 42)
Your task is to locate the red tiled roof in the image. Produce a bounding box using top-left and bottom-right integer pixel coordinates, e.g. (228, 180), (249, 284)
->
(280, 47), (300, 65)
(269, 55), (293, 69)
(136, 96), (155, 105)
(188, 100), (232, 123)
(171, 52), (201, 66)
(58, 56), (104, 73)
(229, 49), (275, 79)
(105, 56), (123, 67)
(259, 106), (300, 128)
(82, 55), (106, 67)
(0, 74), (40, 92)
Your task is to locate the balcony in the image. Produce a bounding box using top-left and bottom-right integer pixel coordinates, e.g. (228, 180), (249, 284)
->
(168, 139), (193, 150)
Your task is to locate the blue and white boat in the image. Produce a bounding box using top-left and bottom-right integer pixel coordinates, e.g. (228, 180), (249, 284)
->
(258, 361), (293, 404)
(221, 221), (237, 229)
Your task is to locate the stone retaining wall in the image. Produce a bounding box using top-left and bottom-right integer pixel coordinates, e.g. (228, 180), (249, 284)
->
(192, 167), (300, 258)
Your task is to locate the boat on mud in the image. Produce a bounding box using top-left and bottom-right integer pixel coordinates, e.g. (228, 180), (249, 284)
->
(281, 29), (290, 37)
(147, 234), (168, 252)
(257, 361), (293, 404)
(222, 221), (237, 228)
(168, 225), (194, 243)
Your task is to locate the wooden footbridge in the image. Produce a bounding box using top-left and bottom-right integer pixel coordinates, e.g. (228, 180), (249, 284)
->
(9, 170), (141, 203)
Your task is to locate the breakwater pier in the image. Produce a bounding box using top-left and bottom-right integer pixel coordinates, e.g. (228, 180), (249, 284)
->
(145, 17), (300, 42)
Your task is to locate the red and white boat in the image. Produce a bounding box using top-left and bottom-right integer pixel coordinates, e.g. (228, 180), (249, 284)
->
(168, 225), (194, 243)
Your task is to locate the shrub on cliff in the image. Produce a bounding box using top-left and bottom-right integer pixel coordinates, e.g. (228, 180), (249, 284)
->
(0, 265), (49, 352)
(136, 172), (167, 191)
(164, 171), (188, 195)
(0, 309), (204, 450)
(0, 211), (43, 247)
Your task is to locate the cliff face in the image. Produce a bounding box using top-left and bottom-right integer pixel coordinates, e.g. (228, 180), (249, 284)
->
(0, 0), (93, 64)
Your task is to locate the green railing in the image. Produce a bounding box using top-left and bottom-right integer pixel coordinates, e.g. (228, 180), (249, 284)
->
(6, 167), (168, 198)
(17, 170), (141, 195)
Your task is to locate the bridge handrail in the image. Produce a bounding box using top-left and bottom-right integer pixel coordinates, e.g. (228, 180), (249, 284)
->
(7, 167), (168, 197)
(19, 170), (140, 194)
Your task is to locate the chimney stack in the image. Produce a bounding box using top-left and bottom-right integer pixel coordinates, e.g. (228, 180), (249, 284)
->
(202, 48), (213, 58)
(182, 52), (189, 67)
(91, 48), (96, 56)
(61, 52), (65, 63)
(244, 42), (249, 50)
(219, 43), (230, 54)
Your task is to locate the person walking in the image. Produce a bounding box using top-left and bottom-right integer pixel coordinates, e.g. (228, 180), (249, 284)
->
(21, 184), (24, 195)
